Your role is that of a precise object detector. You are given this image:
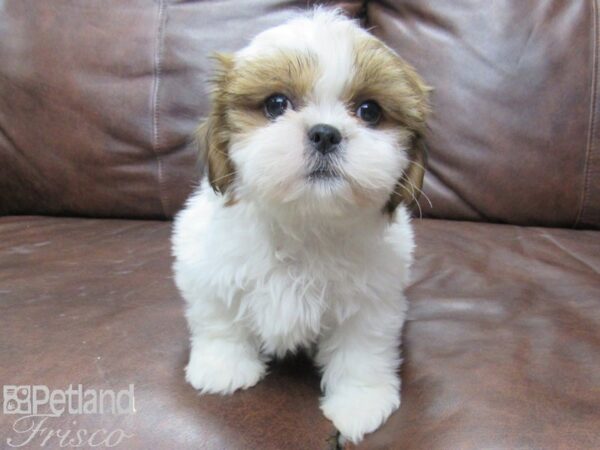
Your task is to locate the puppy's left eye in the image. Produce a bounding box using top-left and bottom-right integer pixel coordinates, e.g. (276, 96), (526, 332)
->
(264, 94), (292, 119)
(356, 100), (382, 125)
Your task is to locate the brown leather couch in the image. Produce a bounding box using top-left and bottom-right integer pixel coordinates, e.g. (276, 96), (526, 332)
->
(1, 1), (599, 449)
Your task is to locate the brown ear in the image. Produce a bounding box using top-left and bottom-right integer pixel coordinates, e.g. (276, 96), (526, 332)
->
(197, 53), (236, 194)
(385, 137), (427, 215)
(380, 50), (430, 215)
(197, 114), (235, 194)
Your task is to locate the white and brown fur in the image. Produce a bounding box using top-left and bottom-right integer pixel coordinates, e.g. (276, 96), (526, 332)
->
(172, 8), (430, 443)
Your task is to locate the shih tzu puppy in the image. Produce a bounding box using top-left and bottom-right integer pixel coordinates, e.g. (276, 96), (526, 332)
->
(172, 8), (429, 443)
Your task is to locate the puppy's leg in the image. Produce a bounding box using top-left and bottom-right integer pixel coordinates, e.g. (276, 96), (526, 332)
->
(185, 299), (266, 395)
(317, 308), (404, 443)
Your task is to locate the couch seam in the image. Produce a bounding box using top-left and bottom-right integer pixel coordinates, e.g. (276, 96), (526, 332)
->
(151, 0), (169, 218)
(575, 0), (598, 227)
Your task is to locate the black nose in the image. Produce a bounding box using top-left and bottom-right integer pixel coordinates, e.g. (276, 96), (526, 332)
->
(308, 124), (342, 155)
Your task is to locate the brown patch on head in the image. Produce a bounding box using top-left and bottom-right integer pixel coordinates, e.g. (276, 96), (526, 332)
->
(198, 51), (319, 195)
(226, 51), (318, 114)
(345, 37), (431, 214)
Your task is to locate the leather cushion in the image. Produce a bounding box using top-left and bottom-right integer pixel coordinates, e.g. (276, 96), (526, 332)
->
(2, 0), (597, 228)
(1, 216), (598, 448)
(0, 0), (363, 219)
(369, 0), (600, 229)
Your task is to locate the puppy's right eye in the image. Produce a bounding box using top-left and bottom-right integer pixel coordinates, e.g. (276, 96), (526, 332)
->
(356, 100), (382, 126)
(264, 94), (292, 119)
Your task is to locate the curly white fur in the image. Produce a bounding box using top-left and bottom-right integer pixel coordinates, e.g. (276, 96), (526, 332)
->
(172, 9), (420, 444)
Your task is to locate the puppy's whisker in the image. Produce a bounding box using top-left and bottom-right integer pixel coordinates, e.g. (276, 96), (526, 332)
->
(408, 160), (427, 173)
(208, 170), (237, 185)
(404, 176), (433, 209)
(393, 184), (423, 220)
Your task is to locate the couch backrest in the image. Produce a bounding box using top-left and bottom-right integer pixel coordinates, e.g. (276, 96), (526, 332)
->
(372, 0), (600, 229)
(1, 0), (598, 228)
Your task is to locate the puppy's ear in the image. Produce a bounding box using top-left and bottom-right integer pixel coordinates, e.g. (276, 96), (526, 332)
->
(385, 137), (427, 214)
(384, 58), (431, 215)
(197, 53), (236, 194)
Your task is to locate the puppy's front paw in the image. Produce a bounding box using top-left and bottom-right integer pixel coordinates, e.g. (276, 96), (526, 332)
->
(185, 340), (266, 395)
(321, 383), (400, 444)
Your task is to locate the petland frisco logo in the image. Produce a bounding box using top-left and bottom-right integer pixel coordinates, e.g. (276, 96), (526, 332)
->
(3, 385), (135, 448)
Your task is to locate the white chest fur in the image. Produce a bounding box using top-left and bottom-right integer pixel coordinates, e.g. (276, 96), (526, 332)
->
(172, 185), (414, 358)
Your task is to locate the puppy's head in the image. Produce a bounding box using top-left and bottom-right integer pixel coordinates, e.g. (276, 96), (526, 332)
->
(200, 8), (430, 217)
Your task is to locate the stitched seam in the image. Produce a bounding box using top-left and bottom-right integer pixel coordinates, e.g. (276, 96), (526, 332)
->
(576, 0), (598, 227)
(151, 0), (168, 217)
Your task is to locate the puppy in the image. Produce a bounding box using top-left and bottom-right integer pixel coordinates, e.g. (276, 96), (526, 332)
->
(172, 8), (429, 443)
